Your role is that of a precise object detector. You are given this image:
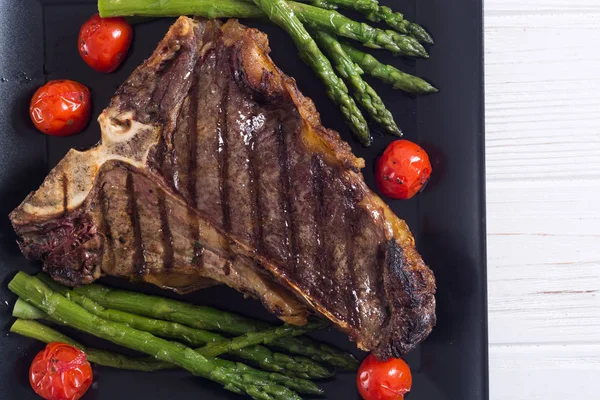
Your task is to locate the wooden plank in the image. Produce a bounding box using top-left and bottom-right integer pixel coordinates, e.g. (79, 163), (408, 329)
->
(485, 11), (600, 181)
(487, 181), (600, 345)
(490, 344), (600, 400)
(486, 0), (600, 13)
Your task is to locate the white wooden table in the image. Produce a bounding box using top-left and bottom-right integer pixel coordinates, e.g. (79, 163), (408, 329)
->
(485, 1), (600, 398)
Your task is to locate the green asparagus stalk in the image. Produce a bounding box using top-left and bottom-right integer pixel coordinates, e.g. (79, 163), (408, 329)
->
(340, 41), (438, 94)
(197, 321), (325, 357)
(13, 297), (47, 319)
(9, 273), (302, 400)
(366, 5), (434, 45)
(74, 283), (359, 370)
(298, 0), (433, 44)
(302, 0), (376, 13)
(74, 284), (261, 332)
(253, 0), (371, 145)
(11, 315), (324, 395)
(314, 30), (400, 135)
(98, 0), (428, 58)
(99, 0), (264, 19)
(10, 318), (172, 371)
(36, 274), (332, 379)
(298, 0), (338, 9)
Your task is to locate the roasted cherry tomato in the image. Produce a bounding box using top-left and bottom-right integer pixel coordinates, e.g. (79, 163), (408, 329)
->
(79, 14), (133, 73)
(357, 354), (412, 400)
(29, 342), (93, 400)
(29, 80), (91, 136)
(375, 139), (432, 200)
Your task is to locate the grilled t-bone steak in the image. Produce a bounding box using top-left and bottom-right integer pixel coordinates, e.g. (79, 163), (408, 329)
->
(10, 17), (436, 358)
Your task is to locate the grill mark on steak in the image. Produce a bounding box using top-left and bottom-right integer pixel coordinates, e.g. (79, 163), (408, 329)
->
(284, 124), (320, 287)
(276, 121), (298, 270)
(187, 69), (201, 211)
(247, 110), (288, 264)
(247, 116), (264, 253)
(149, 47), (196, 175)
(158, 191), (174, 269)
(317, 169), (350, 321)
(126, 171), (145, 276)
(169, 95), (190, 197)
(98, 183), (115, 270)
(186, 65), (202, 263)
(218, 79), (232, 232)
(350, 207), (388, 343)
(311, 155), (325, 288)
(344, 192), (360, 328)
(223, 76), (257, 244)
(61, 174), (68, 216)
(192, 49), (224, 223)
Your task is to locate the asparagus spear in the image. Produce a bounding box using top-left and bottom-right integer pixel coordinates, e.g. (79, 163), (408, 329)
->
(12, 297), (46, 319)
(197, 321), (326, 357)
(74, 283), (359, 370)
(298, 0), (338, 9)
(99, 0), (264, 19)
(36, 275), (331, 380)
(98, 0), (428, 58)
(366, 5), (434, 45)
(11, 318), (172, 371)
(340, 41), (438, 94)
(9, 273), (302, 400)
(301, 0), (376, 12)
(314, 30), (400, 135)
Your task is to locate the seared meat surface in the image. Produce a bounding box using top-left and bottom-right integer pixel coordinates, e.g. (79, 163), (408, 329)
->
(10, 17), (435, 358)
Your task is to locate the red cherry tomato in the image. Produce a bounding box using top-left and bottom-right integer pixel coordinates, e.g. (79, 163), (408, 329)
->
(357, 354), (412, 400)
(375, 140), (432, 200)
(29, 80), (91, 136)
(29, 342), (93, 400)
(79, 14), (133, 73)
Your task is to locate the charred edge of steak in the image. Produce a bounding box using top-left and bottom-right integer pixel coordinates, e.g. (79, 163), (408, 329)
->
(231, 40), (286, 104)
(14, 214), (103, 287)
(376, 239), (437, 359)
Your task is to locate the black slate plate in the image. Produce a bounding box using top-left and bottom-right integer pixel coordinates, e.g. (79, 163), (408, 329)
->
(0, 0), (487, 399)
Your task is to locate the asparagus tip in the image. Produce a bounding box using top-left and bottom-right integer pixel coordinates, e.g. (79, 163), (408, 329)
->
(389, 127), (403, 137)
(404, 39), (429, 58)
(409, 24), (435, 45)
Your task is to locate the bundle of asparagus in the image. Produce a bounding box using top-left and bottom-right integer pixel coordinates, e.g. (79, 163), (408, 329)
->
(97, 0), (437, 146)
(9, 272), (360, 400)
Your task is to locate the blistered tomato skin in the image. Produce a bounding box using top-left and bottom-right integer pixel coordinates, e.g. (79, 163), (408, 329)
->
(375, 140), (432, 200)
(357, 354), (412, 400)
(79, 14), (133, 73)
(29, 80), (91, 136)
(29, 342), (93, 400)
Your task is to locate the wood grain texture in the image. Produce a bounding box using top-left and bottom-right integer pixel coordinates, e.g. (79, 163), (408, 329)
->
(490, 344), (600, 400)
(485, 0), (600, 398)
